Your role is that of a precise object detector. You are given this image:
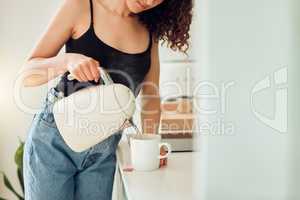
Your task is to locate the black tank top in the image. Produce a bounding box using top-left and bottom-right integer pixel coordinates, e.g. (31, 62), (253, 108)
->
(54, 0), (152, 97)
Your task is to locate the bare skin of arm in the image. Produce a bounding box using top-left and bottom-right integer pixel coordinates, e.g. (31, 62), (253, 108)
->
(20, 0), (100, 87)
(140, 40), (168, 166)
(140, 39), (161, 135)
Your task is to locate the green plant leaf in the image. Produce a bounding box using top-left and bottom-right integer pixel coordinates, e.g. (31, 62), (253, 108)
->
(15, 140), (24, 169)
(17, 168), (24, 194)
(0, 172), (23, 199)
(15, 140), (25, 194)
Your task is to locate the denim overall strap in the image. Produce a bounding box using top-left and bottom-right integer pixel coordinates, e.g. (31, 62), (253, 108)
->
(40, 87), (64, 124)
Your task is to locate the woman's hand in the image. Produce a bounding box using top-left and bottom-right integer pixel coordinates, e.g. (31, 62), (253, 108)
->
(65, 53), (100, 82)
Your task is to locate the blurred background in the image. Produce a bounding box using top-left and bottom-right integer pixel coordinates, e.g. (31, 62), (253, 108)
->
(194, 0), (300, 199)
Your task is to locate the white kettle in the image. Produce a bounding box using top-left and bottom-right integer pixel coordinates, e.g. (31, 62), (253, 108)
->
(52, 67), (136, 152)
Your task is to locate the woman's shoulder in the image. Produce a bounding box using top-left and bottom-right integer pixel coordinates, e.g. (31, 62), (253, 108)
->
(62, 0), (88, 9)
(57, 0), (91, 34)
(60, 0), (91, 16)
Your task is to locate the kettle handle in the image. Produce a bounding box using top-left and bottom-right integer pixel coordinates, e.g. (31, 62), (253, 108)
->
(67, 66), (114, 85)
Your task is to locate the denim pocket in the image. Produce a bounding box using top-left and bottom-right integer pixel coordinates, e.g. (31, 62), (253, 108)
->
(23, 138), (35, 187)
(24, 135), (34, 161)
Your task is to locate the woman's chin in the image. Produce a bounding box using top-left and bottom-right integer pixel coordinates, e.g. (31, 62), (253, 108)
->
(127, 2), (144, 14)
(129, 7), (143, 14)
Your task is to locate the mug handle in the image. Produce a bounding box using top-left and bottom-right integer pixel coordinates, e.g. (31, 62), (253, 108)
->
(158, 143), (172, 159)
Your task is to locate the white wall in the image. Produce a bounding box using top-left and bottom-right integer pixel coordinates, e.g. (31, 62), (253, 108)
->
(0, 1), (68, 199)
(287, 0), (300, 198)
(195, 0), (300, 199)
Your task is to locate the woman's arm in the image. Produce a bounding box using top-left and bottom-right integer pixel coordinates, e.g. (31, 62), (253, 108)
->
(20, 0), (100, 87)
(140, 38), (161, 134)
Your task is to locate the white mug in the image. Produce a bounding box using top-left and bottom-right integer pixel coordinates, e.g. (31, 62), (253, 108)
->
(130, 134), (171, 171)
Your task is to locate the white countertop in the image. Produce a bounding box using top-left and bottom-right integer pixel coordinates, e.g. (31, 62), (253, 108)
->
(115, 137), (196, 200)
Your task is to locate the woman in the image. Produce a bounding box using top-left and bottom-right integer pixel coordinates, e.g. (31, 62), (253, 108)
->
(21, 0), (193, 199)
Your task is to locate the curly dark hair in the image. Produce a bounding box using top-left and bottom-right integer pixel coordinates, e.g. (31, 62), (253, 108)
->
(136, 0), (194, 54)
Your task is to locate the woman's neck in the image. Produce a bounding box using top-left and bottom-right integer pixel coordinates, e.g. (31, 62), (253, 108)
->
(96, 0), (133, 18)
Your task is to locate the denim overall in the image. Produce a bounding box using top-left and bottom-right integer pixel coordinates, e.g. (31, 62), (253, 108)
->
(23, 87), (123, 200)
